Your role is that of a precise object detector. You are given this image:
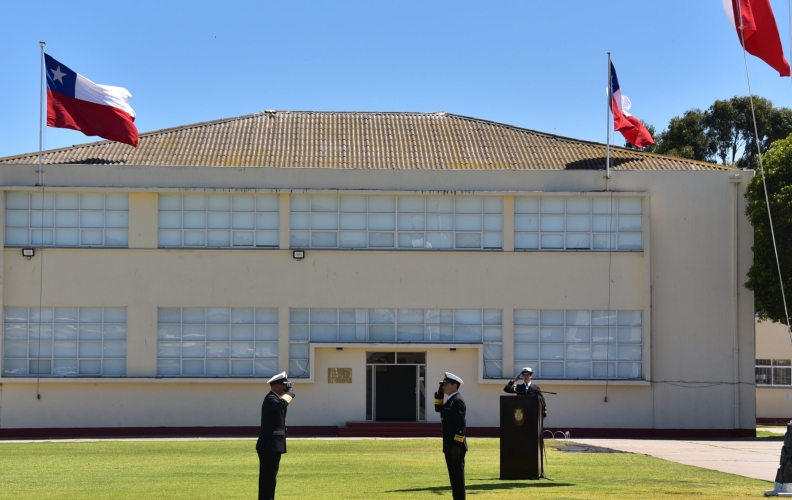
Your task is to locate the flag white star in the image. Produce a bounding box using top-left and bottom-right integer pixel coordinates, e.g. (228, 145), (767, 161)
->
(50, 66), (67, 84)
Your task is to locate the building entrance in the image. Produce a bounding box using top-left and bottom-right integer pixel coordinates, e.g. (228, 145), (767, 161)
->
(366, 352), (426, 422)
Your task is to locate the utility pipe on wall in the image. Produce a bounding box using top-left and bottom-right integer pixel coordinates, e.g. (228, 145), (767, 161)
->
(730, 173), (742, 430)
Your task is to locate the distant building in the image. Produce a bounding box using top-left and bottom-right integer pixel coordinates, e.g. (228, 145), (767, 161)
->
(0, 111), (755, 437)
(756, 319), (792, 423)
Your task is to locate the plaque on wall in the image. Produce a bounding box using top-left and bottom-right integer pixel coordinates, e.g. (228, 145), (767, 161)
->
(328, 368), (352, 383)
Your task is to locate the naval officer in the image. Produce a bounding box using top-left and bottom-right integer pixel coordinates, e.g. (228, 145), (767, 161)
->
(504, 367), (547, 418)
(434, 372), (467, 500)
(256, 371), (295, 500)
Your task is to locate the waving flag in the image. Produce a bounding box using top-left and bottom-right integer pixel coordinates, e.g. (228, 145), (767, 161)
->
(45, 54), (138, 147)
(609, 62), (654, 149)
(723, 0), (791, 77)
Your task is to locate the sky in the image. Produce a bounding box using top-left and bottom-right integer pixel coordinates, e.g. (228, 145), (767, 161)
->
(3, 0), (792, 159)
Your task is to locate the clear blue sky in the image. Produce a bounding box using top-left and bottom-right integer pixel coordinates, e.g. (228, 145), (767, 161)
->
(3, 0), (792, 158)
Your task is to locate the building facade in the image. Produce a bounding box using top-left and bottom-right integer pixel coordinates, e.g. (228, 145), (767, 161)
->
(0, 111), (755, 437)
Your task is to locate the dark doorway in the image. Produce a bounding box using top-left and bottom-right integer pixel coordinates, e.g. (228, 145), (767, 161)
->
(375, 365), (417, 421)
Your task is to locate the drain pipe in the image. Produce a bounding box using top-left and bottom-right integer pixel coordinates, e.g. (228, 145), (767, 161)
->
(730, 173), (742, 431)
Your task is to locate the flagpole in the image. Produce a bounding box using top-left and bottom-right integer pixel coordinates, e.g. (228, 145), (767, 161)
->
(37, 41), (45, 187)
(605, 52), (612, 190)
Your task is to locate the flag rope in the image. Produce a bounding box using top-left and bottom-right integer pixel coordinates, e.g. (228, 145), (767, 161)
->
(35, 42), (46, 400)
(736, 6), (792, 343)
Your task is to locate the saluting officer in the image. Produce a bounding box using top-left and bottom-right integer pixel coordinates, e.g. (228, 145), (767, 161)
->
(256, 371), (296, 500)
(434, 372), (467, 500)
(504, 367), (547, 418)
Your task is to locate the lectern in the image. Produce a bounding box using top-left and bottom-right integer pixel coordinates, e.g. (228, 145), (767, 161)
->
(499, 394), (543, 479)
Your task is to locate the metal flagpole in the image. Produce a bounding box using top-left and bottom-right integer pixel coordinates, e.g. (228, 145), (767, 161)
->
(606, 52), (612, 190)
(37, 41), (45, 187)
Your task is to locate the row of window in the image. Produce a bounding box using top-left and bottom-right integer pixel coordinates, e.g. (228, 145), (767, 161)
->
(5, 193), (644, 252)
(3, 307), (644, 380)
(756, 359), (792, 386)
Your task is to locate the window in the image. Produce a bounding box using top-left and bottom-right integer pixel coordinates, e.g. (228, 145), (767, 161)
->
(514, 309), (643, 379)
(158, 194), (279, 248)
(515, 197), (643, 251)
(288, 308), (503, 378)
(289, 195), (503, 250)
(2, 307), (127, 377)
(757, 359), (792, 386)
(5, 192), (129, 247)
(156, 308), (278, 377)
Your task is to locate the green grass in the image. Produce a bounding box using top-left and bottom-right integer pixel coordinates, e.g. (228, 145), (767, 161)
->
(756, 430), (785, 438)
(0, 438), (771, 499)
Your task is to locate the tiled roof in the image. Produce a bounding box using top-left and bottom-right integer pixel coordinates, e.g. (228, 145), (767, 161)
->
(0, 111), (731, 171)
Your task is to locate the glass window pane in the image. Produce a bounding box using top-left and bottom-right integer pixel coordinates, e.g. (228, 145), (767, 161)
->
(256, 325), (279, 341)
(5, 228), (29, 245)
(397, 309), (424, 324)
(158, 308), (182, 324)
(256, 308), (278, 324)
(159, 212), (182, 229)
(105, 194), (128, 211)
(425, 232), (453, 249)
(618, 311), (642, 326)
(232, 195), (255, 212)
(290, 231), (309, 248)
(30, 211), (54, 228)
(593, 362), (616, 377)
(56, 193), (79, 209)
(515, 343), (539, 359)
(208, 195), (231, 211)
(310, 325), (338, 341)
(483, 233), (503, 249)
(157, 359), (181, 375)
(515, 197), (539, 214)
(618, 233), (643, 250)
(618, 345), (642, 361)
(398, 214), (425, 231)
(311, 232), (338, 247)
(54, 341), (78, 358)
(183, 212), (206, 229)
(5, 211), (27, 228)
(183, 360), (205, 375)
(207, 230), (231, 247)
(618, 215), (642, 232)
(256, 359), (279, 377)
(339, 196), (366, 212)
(256, 231), (279, 247)
(159, 195), (182, 210)
(566, 361), (591, 378)
(311, 213), (338, 230)
(311, 196), (338, 212)
(208, 212), (231, 229)
(340, 213), (367, 230)
(289, 342), (309, 359)
(540, 198), (564, 214)
(618, 362), (642, 379)
(455, 215), (482, 231)
(182, 194), (206, 211)
(231, 325), (254, 341)
(340, 231), (367, 248)
(290, 195), (310, 212)
(591, 310), (616, 326)
(291, 213), (310, 230)
(206, 359), (229, 375)
(103, 359), (126, 376)
(514, 326), (539, 343)
(566, 344), (591, 360)
(514, 233), (538, 249)
(255, 342), (279, 358)
(426, 214), (453, 231)
(455, 310), (482, 325)
(540, 344), (564, 360)
(540, 362), (564, 378)
(231, 308), (255, 324)
(159, 230), (182, 247)
(514, 310), (538, 326)
(368, 214), (395, 231)
(591, 328), (616, 344)
(484, 344), (503, 360)
(565, 327), (591, 343)
(455, 198), (482, 214)
(184, 231), (206, 246)
(256, 195), (279, 212)
(6, 192), (29, 209)
(566, 198), (591, 214)
(55, 211), (79, 228)
(206, 325), (230, 341)
(398, 196), (424, 213)
(619, 198), (642, 215)
(182, 341), (206, 358)
(540, 215), (564, 232)
(78, 360), (101, 375)
(80, 211), (104, 228)
(483, 197), (503, 214)
(483, 310), (502, 325)
(540, 310), (564, 326)
(455, 233), (481, 248)
(369, 325), (395, 341)
(426, 197), (453, 213)
(566, 215), (590, 232)
(540, 327), (564, 343)
(105, 212), (128, 228)
(103, 342), (126, 358)
(232, 231), (254, 246)
(454, 325), (482, 342)
(368, 196), (395, 213)
(618, 327), (642, 343)
(483, 215), (502, 231)
(369, 232), (394, 247)
(256, 213), (279, 230)
(593, 198), (616, 214)
(157, 324), (180, 341)
(566, 234), (590, 249)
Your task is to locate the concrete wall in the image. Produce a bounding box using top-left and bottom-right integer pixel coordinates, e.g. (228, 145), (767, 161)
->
(0, 165), (755, 433)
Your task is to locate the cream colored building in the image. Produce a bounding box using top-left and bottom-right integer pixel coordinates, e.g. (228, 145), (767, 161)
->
(756, 319), (792, 423)
(0, 111), (755, 437)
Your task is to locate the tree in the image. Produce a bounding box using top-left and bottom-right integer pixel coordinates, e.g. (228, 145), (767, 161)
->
(645, 96), (792, 169)
(744, 133), (792, 323)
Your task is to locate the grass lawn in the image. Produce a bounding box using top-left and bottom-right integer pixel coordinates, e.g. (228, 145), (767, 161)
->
(0, 438), (772, 499)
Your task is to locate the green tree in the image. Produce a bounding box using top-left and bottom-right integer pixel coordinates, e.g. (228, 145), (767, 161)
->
(745, 133), (792, 323)
(654, 109), (711, 161)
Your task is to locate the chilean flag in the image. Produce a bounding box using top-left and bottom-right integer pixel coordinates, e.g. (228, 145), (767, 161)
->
(45, 54), (138, 147)
(609, 62), (654, 149)
(723, 0), (791, 77)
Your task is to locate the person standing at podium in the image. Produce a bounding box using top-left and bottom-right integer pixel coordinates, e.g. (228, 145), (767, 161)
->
(504, 367), (547, 418)
(434, 372), (467, 500)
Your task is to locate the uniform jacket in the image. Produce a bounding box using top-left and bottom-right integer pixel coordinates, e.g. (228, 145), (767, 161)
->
(256, 390), (289, 453)
(504, 381), (547, 416)
(434, 391), (468, 453)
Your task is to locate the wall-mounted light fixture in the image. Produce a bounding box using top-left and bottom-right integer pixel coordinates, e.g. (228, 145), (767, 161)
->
(293, 250), (305, 261)
(449, 348), (456, 351)
(22, 248), (34, 260)
(336, 347), (343, 351)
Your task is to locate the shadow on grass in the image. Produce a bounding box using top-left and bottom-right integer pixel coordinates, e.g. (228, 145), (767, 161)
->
(387, 481), (574, 494)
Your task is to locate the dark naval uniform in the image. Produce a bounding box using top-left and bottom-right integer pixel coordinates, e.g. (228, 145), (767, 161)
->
(256, 390), (291, 500)
(435, 388), (467, 500)
(504, 381), (547, 418)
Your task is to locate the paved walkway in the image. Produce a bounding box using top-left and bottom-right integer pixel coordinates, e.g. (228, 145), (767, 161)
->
(573, 438), (781, 482)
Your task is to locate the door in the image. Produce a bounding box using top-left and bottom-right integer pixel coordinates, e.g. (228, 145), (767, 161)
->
(375, 365), (417, 421)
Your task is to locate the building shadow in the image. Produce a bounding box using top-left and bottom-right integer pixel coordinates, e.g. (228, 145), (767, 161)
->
(564, 157), (639, 170)
(387, 481), (574, 494)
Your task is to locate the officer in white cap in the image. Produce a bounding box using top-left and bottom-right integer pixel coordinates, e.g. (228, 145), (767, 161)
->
(504, 367), (546, 418)
(256, 371), (295, 500)
(434, 372), (467, 500)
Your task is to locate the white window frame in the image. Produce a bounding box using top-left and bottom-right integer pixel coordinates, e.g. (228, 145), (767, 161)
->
(2, 307), (127, 377)
(514, 309), (643, 380)
(756, 359), (791, 386)
(4, 192), (129, 248)
(514, 196), (643, 252)
(156, 307), (279, 377)
(157, 194), (280, 248)
(289, 195), (503, 250)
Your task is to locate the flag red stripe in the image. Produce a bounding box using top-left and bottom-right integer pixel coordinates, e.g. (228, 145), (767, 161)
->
(611, 97), (654, 148)
(733, 0), (790, 77)
(47, 90), (139, 147)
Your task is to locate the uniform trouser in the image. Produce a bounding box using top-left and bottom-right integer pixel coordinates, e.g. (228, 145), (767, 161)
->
(257, 450), (282, 500)
(444, 450), (466, 500)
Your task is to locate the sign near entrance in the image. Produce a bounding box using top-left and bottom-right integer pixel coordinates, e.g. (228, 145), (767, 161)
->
(328, 368), (352, 383)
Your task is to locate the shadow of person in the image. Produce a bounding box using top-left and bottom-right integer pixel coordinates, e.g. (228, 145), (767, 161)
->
(386, 481), (574, 494)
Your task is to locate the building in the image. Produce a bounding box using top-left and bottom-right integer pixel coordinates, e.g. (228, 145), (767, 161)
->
(0, 111), (755, 437)
(756, 319), (792, 423)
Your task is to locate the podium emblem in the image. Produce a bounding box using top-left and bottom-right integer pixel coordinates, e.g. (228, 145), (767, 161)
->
(514, 408), (524, 426)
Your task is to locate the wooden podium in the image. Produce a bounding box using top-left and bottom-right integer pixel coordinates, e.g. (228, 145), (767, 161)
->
(499, 394), (543, 479)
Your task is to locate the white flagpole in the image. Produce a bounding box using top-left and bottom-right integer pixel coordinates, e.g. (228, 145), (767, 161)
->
(37, 41), (45, 187)
(606, 52), (612, 189)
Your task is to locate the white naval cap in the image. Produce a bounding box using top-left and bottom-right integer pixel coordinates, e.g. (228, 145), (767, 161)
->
(442, 372), (463, 386)
(267, 371), (289, 385)
(521, 367), (533, 374)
